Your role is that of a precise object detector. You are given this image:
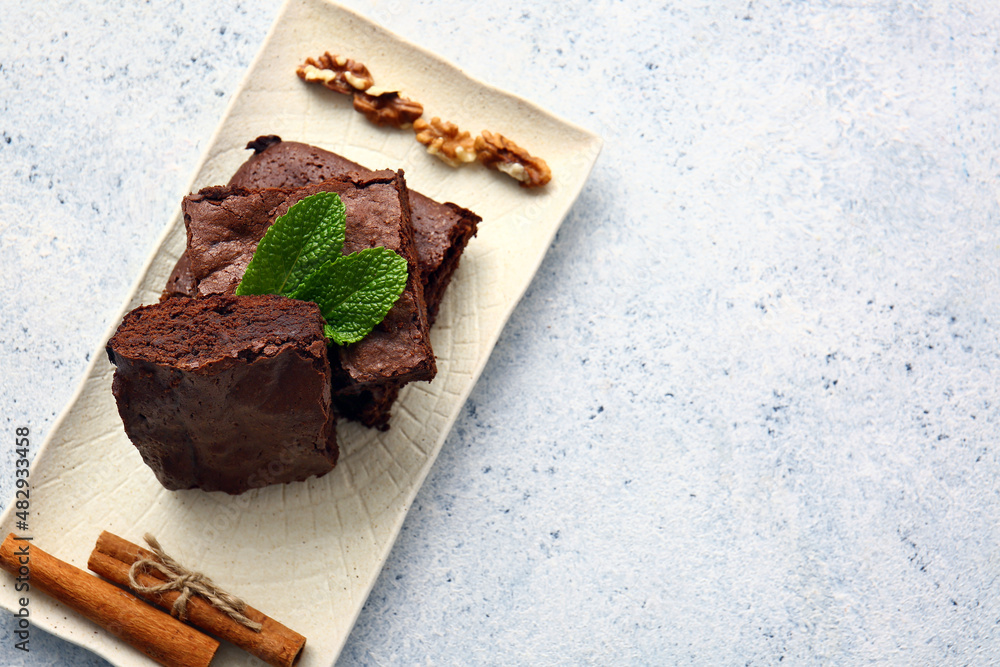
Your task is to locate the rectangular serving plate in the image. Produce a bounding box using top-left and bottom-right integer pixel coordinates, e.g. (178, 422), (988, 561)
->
(0, 1), (601, 664)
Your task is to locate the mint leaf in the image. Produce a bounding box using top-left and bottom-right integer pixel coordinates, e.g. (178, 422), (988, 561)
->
(235, 191), (346, 297)
(292, 247), (408, 345)
(235, 191), (409, 345)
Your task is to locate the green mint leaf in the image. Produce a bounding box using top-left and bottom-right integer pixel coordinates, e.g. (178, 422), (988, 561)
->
(235, 192), (346, 297)
(236, 191), (408, 345)
(292, 247), (409, 345)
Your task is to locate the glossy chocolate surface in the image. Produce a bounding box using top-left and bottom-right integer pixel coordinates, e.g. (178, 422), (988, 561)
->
(107, 294), (337, 494)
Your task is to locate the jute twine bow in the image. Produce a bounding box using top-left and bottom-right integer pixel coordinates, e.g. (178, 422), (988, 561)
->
(128, 533), (263, 632)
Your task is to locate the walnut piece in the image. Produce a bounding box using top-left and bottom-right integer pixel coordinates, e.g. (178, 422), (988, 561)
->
(474, 130), (551, 188)
(296, 52), (374, 95)
(412, 117), (477, 167)
(353, 91), (423, 129)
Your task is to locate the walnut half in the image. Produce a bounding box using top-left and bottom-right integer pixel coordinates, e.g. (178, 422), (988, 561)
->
(474, 130), (551, 188)
(413, 117), (477, 167)
(296, 52), (374, 95)
(353, 91), (423, 129)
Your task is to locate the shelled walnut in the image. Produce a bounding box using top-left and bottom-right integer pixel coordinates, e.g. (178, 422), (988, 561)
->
(295, 51), (553, 186)
(296, 52), (374, 95)
(353, 91), (423, 128)
(413, 117), (477, 167)
(474, 130), (551, 188)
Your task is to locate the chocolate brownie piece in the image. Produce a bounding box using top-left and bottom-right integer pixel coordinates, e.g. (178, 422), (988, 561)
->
(180, 186), (292, 299)
(226, 135), (480, 324)
(331, 383), (400, 430)
(107, 294), (337, 495)
(163, 251), (197, 298)
(179, 171), (435, 388)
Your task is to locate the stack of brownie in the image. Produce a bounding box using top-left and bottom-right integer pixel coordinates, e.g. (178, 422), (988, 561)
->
(107, 136), (479, 494)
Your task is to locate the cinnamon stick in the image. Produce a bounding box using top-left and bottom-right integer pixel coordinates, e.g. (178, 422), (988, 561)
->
(88, 531), (305, 667)
(0, 533), (218, 667)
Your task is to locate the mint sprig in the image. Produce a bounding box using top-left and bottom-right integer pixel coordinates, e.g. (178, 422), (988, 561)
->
(236, 192), (408, 345)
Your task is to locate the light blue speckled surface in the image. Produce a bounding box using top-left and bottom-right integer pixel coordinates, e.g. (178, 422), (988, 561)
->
(3, 0), (1000, 664)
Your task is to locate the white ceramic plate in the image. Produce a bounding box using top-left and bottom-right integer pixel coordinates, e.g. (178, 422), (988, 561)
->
(0, 1), (600, 664)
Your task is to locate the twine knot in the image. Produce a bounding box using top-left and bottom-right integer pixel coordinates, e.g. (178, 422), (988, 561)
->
(128, 533), (262, 632)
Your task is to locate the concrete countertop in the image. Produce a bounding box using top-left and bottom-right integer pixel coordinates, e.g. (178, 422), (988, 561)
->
(2, 0), (999, 664)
